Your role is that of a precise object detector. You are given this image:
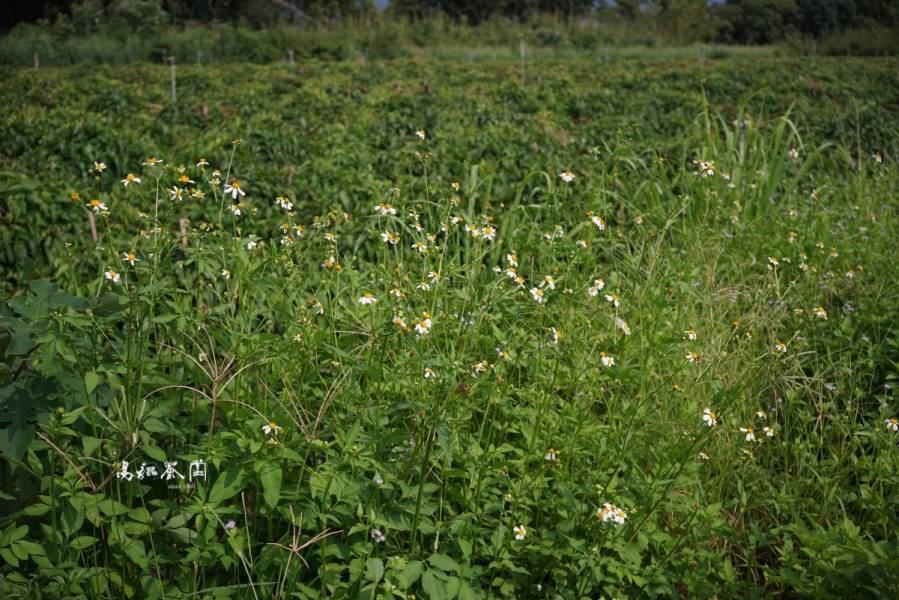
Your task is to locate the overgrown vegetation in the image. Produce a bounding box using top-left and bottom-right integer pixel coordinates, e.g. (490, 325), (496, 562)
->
(1, 57), (898, 598)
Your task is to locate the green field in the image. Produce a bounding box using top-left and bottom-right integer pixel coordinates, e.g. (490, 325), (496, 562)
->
(1, 57), (898, 598)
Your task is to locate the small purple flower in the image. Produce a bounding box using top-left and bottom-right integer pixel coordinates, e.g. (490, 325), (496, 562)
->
(225, 520), (236, 530)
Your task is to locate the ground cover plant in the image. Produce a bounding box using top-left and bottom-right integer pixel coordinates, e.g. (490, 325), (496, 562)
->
(1, 57), (898, 598)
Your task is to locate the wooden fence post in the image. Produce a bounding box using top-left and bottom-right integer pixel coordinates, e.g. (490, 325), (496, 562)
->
(519, 35), (525, 84)
(169, 56), (177, 106)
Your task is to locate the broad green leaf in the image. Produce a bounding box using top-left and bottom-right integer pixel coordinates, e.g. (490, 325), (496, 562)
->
(365, 557), (384, 582)
(209, 466), (248, 505)
(428, 553), (460, 573)
(122, 538), (149, 569)
(402, 559), (424, 588)
(0, 547), (19, 567)
(256, 462), (282, 508)
(84, 371), (100, 394)
(421, 570), (446, 600)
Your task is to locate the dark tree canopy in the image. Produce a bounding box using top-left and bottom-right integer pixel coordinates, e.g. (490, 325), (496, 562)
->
(2, 0), (897, 42)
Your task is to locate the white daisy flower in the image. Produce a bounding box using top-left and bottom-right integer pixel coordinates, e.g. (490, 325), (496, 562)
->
(224, 179), (246, 200)
(415, 313), (432, 335)
(599, 352), (615, 368)
(373, 203), (397, 216)
(262, 420), (282, 436)
(275, 196), (293, 211)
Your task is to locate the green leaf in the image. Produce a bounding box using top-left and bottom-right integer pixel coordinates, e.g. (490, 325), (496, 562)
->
(81, 436), (102, 457)
(436, 423), (453, 467)
(151, 313), (178, 324)
(10, 541), (28, 560)
(445, 576), (460, 599)
(16, 540), (44, 555)
(428, 553), (460, 573)
(6, 325), (35, 355)
(421, 570), (446, 600)
(122, 538), (149, 569)
(0, 547), (19, 567)
(257, 462), (282, 509)
(70, 536), (98, 551)
(5, 524), (28, 544)
(84, 372), (100, 394)
(22, 502), (49, 517)
(141, 444), (167, 463)
(402, 559), (424, 588)
(365, 557), (384, 582)
(457, 582), (479, 600)
(209, 466), (248, 504)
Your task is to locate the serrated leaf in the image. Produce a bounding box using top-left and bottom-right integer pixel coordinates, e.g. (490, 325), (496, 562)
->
(457, 582), (478, 600)
(421, 570), (446, 600)
(428, 553), (459, 573)
(365, 557), (384, 582)
(402, 559), (424, 588)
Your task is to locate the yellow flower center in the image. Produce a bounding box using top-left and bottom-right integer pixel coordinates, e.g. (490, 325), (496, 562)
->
(179, 175), (190, 184)
(231, 180), (241, 189)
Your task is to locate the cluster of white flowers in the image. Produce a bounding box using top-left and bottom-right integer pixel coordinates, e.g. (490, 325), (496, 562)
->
(596, 503), (628, 524)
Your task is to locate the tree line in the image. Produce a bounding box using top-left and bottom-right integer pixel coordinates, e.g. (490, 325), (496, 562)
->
(3, 0), (898, 45)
